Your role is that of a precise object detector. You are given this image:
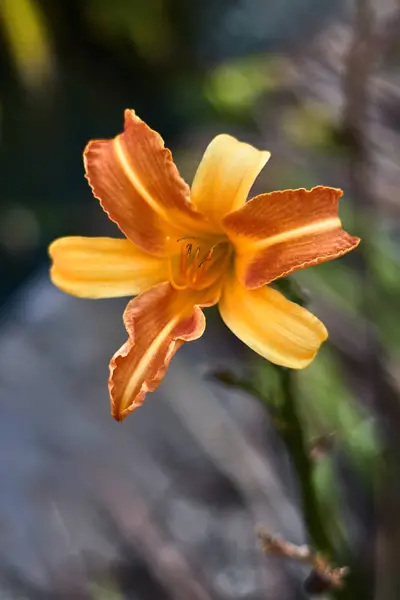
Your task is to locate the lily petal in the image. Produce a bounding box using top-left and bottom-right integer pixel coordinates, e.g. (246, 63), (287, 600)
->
(84, 109), (207, 256)
(223, 186), (360, 288)
(49, 236), (168, 298)
(109, 282), (219, 421)
(219, 275), (328, 369)
(191, 134), (271, 229)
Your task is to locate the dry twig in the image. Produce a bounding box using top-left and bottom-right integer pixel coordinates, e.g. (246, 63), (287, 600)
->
(258, 527), (349, 592)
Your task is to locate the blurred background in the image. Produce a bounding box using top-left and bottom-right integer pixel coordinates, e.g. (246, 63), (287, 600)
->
(0, 0), (399, 598)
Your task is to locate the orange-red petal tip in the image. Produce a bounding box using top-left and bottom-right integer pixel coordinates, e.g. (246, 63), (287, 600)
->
(224, 186), (361, 288)
(107, 282), (208, 421)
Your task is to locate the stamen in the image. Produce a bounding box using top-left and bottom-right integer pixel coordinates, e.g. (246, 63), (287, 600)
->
(189, 246), (201, 283)
(196, 262), (207, 282)
(172, 237), (226, 290)
(198, 246), (214, 267)
(179, 243), (185, 276)
(179, 243), (192, 277)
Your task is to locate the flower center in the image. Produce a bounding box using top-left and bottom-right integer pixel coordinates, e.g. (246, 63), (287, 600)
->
(169, 237), (230, 290)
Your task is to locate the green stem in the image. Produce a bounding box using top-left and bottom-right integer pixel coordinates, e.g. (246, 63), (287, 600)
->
(278, 368), (332, 554)
(278, 368), (361, 600)
(272, 282), (332, 551)
(271, 280), (358, 599)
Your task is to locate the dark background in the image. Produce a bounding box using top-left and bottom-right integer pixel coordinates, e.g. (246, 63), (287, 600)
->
(0, 1), (399, 598)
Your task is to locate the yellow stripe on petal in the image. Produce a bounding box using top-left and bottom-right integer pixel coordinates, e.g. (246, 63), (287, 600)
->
(249, 217), (341, 251)
(118, 316), (179, 412)
(84, 110), (209, 256)
(109, 282), (210, 421)
(223, 186), (360, 288)
(113, 135), (169, 221)
(219, 275), (328, 369)
(49, 236), (168, 298)
(191, 134), (270, 229)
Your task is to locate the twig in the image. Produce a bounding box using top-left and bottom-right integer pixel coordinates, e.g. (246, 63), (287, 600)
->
(258, 527), (349, 592)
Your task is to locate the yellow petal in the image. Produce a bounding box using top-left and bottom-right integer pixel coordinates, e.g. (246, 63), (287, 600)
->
(49, 236), (168, 298)
(223, 186), (360, 289)
(190, 134), (270, 229)
(109, 282), (218, 421)
(219, 275), (328, 369)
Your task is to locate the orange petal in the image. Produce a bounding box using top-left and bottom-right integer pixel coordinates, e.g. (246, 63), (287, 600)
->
(49, 236), (168, 298)
(84, 109), (208, 256)
(109, 282), (219, 421)
(219, 274), (328, 369)
(223, 186), (360, 288)
(191, 134), (270, 229)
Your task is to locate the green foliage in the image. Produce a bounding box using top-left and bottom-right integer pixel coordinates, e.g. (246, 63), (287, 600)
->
(204, 54), (286, 117)
(90, 579), (124, 600)
(0, 0), (53, 88)
(297, 348), (381, 476)
(85, 0), (173, 63)
(283, 101), (334, 149)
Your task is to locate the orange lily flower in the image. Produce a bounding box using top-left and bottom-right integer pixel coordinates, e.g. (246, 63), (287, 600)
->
(49, 110), (360, 421)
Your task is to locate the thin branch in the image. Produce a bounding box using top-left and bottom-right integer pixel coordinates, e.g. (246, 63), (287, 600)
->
(258, 528), (349, 593)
